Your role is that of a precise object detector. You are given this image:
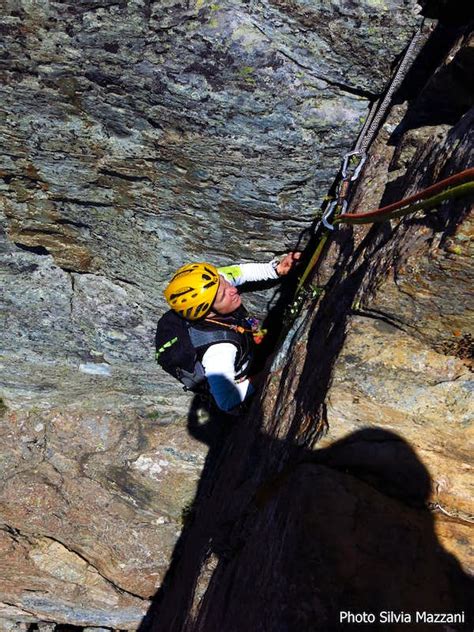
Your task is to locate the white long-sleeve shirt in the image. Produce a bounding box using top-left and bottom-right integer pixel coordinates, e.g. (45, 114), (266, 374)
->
(201, 262), (278, 412)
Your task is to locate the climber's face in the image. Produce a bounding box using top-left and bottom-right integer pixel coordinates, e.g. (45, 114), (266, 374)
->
(211, 276), (242, 315)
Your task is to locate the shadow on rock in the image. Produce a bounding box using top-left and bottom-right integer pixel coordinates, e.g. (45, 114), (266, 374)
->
(140, 411), (473, 632)
(138, 390), (243, 632)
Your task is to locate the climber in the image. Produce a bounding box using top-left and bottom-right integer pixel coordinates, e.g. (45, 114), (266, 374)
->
(156, 253), (300, 412)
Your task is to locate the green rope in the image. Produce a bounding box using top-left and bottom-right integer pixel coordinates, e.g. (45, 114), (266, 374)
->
(290, 179), (473, 318)
(336, 181), (474, 225)
(295, 231), (330, 296)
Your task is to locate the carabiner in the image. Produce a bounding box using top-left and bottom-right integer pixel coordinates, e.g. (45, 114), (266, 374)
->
(342, 151), (367, 181)
(322, 200), (338, 231)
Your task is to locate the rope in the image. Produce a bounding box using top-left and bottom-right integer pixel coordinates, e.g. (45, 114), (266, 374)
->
(338, 168), (474, 224)
(295, 233), (329, 295)
(292, 25), (427, 301)
(293, 168), (474, 302)
(355, 23), (425, 153)
(339, 181), (474, 225)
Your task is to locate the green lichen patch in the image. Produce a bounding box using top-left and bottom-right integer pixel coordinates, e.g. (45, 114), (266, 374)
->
(237, 66), (257, 85)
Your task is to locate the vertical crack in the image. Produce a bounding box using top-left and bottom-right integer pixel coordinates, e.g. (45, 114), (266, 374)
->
(68, 271), (76, 320)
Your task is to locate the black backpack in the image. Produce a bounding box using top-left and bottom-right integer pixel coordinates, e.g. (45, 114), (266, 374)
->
(155, 310), (248, 392)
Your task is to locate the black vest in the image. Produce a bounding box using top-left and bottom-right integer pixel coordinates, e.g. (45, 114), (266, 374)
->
(189, 306), (254, 380)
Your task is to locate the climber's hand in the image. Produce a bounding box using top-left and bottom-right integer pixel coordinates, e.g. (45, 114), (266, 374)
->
(276, 251), (301, 276)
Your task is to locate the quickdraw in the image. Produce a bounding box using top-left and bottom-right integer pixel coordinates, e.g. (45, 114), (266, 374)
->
(295, 146), (368, 294)
(294, 167), (474, 309)
(319, 22), (427, 234)
(291, 21), (467, 309)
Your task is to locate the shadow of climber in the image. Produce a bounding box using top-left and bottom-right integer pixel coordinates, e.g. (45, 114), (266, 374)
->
(138, 388), (245, 632)
(140, 422), (473, 632)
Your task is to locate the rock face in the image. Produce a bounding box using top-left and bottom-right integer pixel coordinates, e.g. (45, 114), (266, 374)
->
(1, 0), (421, 411)
(1, 0), (473, 629)
(146, 21), (474, 632)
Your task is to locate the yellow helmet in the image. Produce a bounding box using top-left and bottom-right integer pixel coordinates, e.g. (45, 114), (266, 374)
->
(164, 262), (220, 320)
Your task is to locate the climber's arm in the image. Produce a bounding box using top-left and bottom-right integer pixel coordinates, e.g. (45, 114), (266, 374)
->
(201, 343), (254, 412)
(218, 253), (300, 286)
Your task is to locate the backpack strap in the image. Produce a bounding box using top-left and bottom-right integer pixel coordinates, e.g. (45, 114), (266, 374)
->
(188, 325), (253, 380)
(177, 362), (207, 392)
(188, 327), (243, 349)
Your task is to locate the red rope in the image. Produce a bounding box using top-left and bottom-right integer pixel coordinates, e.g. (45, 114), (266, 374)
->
(338, 167), (474, 221)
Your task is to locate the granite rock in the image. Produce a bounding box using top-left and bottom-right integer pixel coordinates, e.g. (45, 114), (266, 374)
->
(3, 1), (472, 630)
(149, 26), (473, 632)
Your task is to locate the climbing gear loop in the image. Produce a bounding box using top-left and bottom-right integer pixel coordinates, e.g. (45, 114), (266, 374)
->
(204, 314), (267, 344)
